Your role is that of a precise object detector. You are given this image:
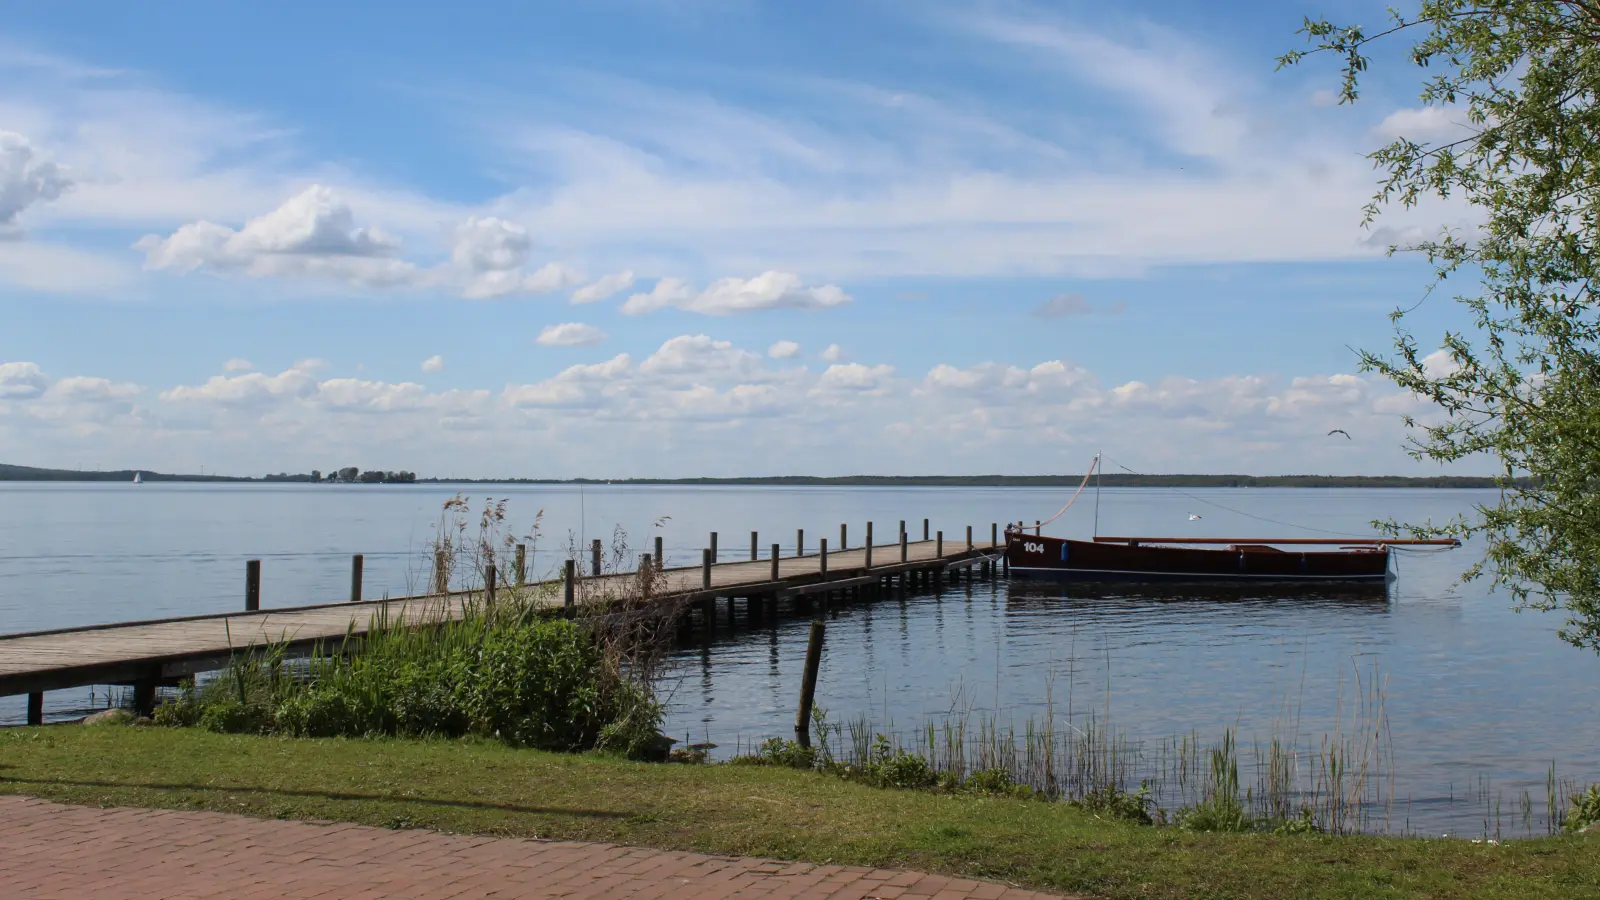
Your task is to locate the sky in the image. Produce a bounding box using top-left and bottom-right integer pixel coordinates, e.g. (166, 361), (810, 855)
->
(0, 0), (1489, 478)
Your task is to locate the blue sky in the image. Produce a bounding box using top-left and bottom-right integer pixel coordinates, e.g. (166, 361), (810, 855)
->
(0, 0), (1486, 477)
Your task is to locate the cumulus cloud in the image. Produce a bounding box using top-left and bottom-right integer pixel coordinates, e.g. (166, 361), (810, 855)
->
(640, 335), (764, 378)
(819, 343), (848, 362)
(223, 358), (254, 373)
(1374, 106), (1476, 145)
(453, 216), (581, 299)
(622, 272), (850, 315)
(571, 270), (635, 304)
(0, 361), (48, 398)
(768, 340), (801, 360)
(421, 355), (445, 373)
(0, 132), (71, 236)
(814, 362), (895, 395)
(536, 322), (609, 347)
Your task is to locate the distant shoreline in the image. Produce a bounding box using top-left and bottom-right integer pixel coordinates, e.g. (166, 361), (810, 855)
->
(0, 463), (1513, 489)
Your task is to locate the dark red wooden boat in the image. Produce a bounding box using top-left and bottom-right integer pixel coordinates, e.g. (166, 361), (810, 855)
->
(1004, 533), (1458, 584)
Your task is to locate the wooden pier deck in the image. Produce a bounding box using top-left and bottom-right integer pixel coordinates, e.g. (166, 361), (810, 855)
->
(1, 535), (1004, 723)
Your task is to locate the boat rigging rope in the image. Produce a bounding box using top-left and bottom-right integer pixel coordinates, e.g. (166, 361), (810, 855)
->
(1024, 453), (1101, 531)
(1099, 454), (1373, 539)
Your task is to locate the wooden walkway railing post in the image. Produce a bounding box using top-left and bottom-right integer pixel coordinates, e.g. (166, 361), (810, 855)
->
(750, 531), (758, 561)
(820, 538), (828, 578)
(564, 559), (576, 609)
(245, 560), (261, 612)
(591, 539), (602, 577)
(770, 543), (780, 581)
(797, 528), (804, 557)
(840, 523), (847, 551)
(349, 554), (363, 603)
(514, 544), (526, 586)
(900, 526), (908, 563)
(702, 549), (712, 589)
(923, 519), (930, 540)
(654, 536), (663, 568)
(865, 521), (873, 568)
(485, 566), (497, 605)
(967, 525), (973, 551)
(936, 531), (943, 559)
(710, 532), (718, 563)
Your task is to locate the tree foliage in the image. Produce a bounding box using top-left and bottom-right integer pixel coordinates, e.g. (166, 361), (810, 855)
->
(1282, 1), (1600, 650)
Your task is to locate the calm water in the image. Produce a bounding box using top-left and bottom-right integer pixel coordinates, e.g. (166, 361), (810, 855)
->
(1, 482), (1595, 836)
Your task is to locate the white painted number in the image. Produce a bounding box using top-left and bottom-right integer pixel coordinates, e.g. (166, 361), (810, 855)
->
(1023, 542), (1044, 553)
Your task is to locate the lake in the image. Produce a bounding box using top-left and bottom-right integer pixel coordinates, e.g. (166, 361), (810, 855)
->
(1, 481), (1594, 837)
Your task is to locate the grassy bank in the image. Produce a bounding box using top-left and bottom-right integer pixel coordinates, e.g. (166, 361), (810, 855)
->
(1, 727), (1594, 899)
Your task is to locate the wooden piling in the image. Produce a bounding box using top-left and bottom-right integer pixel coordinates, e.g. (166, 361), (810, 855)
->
(771, 543), (780, 581)
(349, 554), (364, 603)
(564, 559), (576, 609)
(900, 527), (908, 563)
(797, 528), (804, 557)
(936, 531), (943, 558)
(245, 560), (261, 612)
(433, 549), (448, 595)
(702, 549), (712, 589)
(796, 617), (825, 748)
(865, 521), (873, 568)
(591, 539), (603, 577)
(967, 525), (973, 551)
(840, 523), (847, 551)
(820, 538), (828, 578)
(485, 565), (497, 605)
(514, 544), (526, 585)
(639, 554), (653, 599)
(133, 674), (156, 718)
(655, 536), (664, 568)
(710, 531), (718, 563)
(26, 692), (42, 726)
(751, 530), (758, 561)
(923, 518), (930, 540)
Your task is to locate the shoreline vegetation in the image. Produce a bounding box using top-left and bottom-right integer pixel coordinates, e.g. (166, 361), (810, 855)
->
(0, 462), (1516, 488)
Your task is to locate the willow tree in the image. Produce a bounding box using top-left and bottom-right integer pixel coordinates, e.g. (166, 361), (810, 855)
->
(1281, 1), (1600, 650)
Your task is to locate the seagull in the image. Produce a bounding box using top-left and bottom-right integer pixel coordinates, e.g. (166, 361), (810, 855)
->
(1328, 429), (1352, 439)
(1189, 514), (1202, 521)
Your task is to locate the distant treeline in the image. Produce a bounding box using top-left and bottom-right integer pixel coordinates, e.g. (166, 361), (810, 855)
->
(0, 462), (1516, 488)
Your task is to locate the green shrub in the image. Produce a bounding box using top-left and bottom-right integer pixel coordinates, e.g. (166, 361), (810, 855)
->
(198, 700), (272, 735)
(1566, 785), (1600, 832)
(963, 767), (1017, 795)
(733, 737), (816, 769)
(862, 735), (937, 789)
(1075, 782), (1156, 825)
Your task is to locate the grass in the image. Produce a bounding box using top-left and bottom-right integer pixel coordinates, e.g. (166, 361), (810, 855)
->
(3, 726), (1597, 899)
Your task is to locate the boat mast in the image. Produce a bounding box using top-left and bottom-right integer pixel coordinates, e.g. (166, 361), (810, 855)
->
(1092, 451), (1102, 538)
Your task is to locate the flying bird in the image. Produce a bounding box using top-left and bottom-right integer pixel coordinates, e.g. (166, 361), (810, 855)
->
(1188, 514), (1202, 521)
(1328, 429), (1352, 439)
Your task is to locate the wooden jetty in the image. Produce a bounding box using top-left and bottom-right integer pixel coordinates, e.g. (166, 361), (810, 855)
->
(1, 523), (1005, 724)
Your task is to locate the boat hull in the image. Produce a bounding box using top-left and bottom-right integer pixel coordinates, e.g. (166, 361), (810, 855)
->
(1006, 535), (1390, 583)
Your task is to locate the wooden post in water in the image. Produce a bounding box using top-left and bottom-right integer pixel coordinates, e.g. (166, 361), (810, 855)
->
(795, 617), (825, 748)
(514, 544), (526, 586)
(433, 548), (448, 595)
(751, 531), (758, 561)
(591, 539), (603, 577)
(26, 692), (42, 726)
(770, 543), (780, 581)
(992, 523), (998, 547)
(840, 523), (847, 551)
(349, 554), (364, 603)
(245, 560), (261, 612)
(820, 538), (829, 578)
(966, 525), (973, 551)
(865, 521), (873, 568)
(655, 536), (664, 568)
(923, 518), (930, 541)
(710, 531), (718, 563)
(900, 526), (908, 563)
(564, 559), (576, 609)
(702, 549), (712, 589)
(936, 530), (943, 558)
(797, 528), (804, 557)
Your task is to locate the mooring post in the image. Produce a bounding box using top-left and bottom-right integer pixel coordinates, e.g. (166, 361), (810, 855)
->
(991, 523), (998, 548)
(840, 522), (847, 551)
(348, 554), (364, 603)
(591, 538), (603, 577)
(27, 692), (42, 726)
(923, 518), (930, 541)
(702, 548), (713, 589)
(655, 535), (664, 568)
(771, 543), (780, 581)
(515, 544), (527, 586)
(797, 528), (804, 557)
(796, 617), (825, 748)
(433, 548), (448, 594)
(900, 526), (908, 563)
(751, 530), (758, 561)
(865, 521), (873, 568)
(485, 565), (497, 605)
(820, 538), (829, 578)
(710, 531), (718, 563)
(967, 525), (973, 551)
(936, 530), (943, 558)
(564, 559), (576, 609)
(1036, 519), (1042, 536)
(245, 559), (261, 612)
(639, 554), (653, 599)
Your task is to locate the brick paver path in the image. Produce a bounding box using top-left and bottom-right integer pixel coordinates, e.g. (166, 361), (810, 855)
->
(0, 795), (1078, 899)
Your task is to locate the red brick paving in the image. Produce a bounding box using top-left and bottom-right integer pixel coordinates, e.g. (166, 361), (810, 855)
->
(0, 795), (1080, 899)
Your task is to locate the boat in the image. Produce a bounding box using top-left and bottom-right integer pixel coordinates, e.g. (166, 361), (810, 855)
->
(132, 472), (142, 484)
(1002, 455), (1460, 584)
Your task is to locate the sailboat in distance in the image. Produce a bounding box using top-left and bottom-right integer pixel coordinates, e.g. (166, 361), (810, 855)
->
(132, 472), (142, 484)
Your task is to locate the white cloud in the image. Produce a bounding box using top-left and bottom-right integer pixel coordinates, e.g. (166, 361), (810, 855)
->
(814, 362), (894, 394)
(1421, 349), (1461, 378)
(1374, 106), (1475, 145)
(0, 362), (48, 398)
(452, 217), (581, 299)
(0, 131), (70, 235)
(571, 270), (635, 304)
(819, 343), (848, 363)
(640, 334), (764, 377)
(536, 322), (609, 347)
(421, 355), (445, 373)
(43, 376), (140, 402)
(622, 272), (850, 315)
(223, 358), (254, 373)
(768, 340), (801, 360)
